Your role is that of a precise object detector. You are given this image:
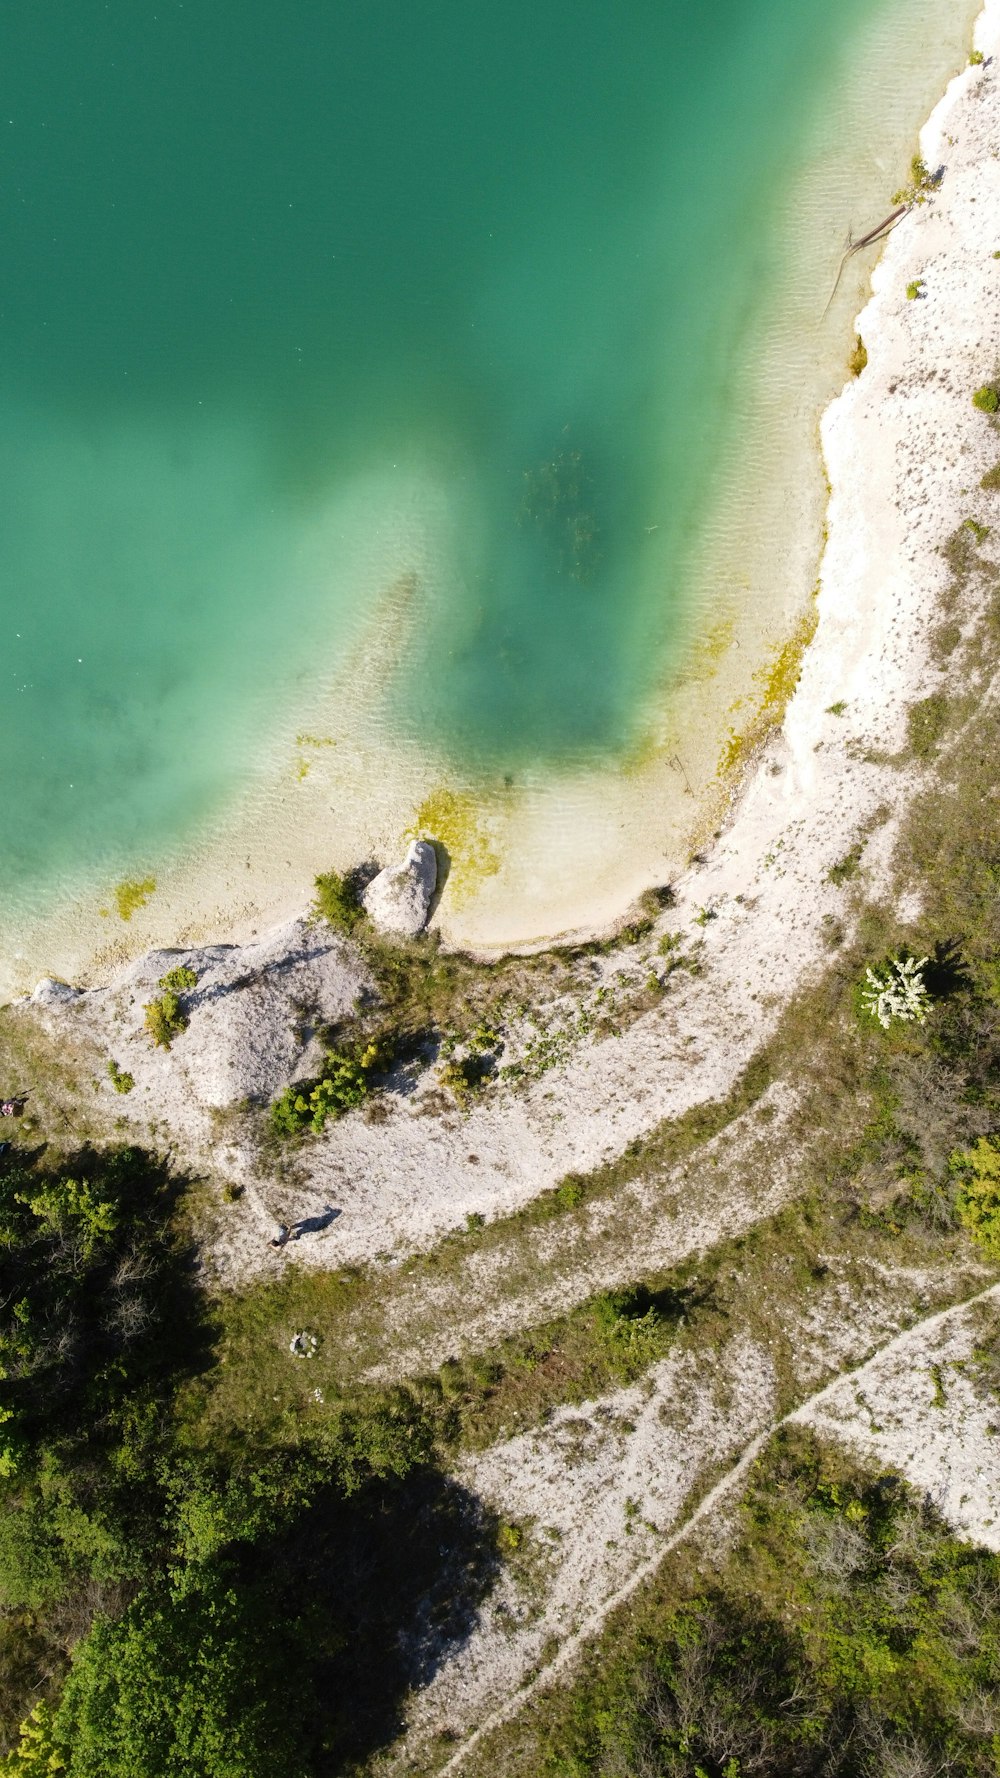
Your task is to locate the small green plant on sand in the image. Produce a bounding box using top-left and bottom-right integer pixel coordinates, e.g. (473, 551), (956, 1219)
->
(847, 335), (867, 377)
(312, 869), (362, 932)
(158, 964), (198, 994)
(826, 700), (847, 716)
(143, 991), (188, 1050)
(963, 517), (990, 543)
(113, 876), (156, 921)
(980, 462), (1000, 490)
(970, 47), (985, 65)
(906, 278), (925, 300)
(949, 1136), (1000, 1259)
(892, 155), (936, 206)
(973, 384), (1000, 413)
(106, 1059), (134, 1095)
(859, 954), (930, 1030)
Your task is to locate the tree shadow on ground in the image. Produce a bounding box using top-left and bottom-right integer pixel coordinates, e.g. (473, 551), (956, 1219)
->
(231, 1467), (501, 1774)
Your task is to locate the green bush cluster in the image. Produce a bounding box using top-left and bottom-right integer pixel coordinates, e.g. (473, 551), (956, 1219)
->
(141, 968), (198, 1051)
(972, 384), (1000, 414)
(105, 1060), (134, 1095)
(950, 1136), (1000, 1259)
(269, 1041), (381, 1136)
(311, 869), (362, 932)
(142, 990), (187, 1050)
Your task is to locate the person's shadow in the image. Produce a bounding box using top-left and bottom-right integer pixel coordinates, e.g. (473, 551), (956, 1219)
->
(291, 1205), (340, 1238)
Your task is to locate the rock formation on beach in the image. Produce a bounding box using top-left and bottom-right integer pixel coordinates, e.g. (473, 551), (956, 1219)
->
(361, 839), (437, 937)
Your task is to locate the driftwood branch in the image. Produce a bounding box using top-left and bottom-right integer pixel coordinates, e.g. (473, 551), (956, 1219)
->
(822, 203), (909, 319)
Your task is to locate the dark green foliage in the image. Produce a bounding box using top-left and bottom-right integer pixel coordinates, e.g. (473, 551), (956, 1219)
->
(0, 1144), (496, 1773)
(49, 1572), (314, 1778)
(537, 1431), (1000, 1777)
(0, 1148), (202, 1486)
(312, 869), (362, 932)
(972, 384), (1000, 414)
(979, 461), (1000, 491)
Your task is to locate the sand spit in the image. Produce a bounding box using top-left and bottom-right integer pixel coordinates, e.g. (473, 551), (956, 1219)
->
(11, 10), (1000, 1289)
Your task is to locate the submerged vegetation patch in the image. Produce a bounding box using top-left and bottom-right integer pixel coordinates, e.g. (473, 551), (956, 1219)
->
(717, 605), (819, 777)
(109, 877), (156, 922)
(413, 786), (500, 897)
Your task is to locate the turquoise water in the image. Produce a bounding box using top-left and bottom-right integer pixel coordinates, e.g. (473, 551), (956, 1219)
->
(0, 0), (916, 915)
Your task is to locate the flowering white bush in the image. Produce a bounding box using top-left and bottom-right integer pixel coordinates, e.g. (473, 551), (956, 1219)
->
(861, 955), (930, 1029)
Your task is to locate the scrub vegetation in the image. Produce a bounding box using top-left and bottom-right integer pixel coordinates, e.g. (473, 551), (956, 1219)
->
(486, 1428), (1000, 1778)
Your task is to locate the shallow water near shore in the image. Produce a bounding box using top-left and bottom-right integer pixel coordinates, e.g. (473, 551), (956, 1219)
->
(0, 0), (983, 977)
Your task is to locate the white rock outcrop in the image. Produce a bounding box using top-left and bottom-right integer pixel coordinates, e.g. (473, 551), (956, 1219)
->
(22, 917), (372, 1111)
(31, 977), (82, 1007)
(361, 841), (437, 938)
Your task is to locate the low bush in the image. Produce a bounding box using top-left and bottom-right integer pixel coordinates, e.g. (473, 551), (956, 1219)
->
(312, 869), (362, 932)
(142, 991), (187, 1050)
(106, 1060), (134, 1095)
(157, 965), (198, 994)
(269, 1042), (380, 1136)
(950, 1135), (1000, 1259)
(972, 384), (1000, 413)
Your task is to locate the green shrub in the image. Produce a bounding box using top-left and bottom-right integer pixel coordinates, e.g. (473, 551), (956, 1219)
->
(963, 516), (990, 543)
(312, 869), (362, 932)
(157, 965), (198, 994)
(142, 991), (187, 1051)
(106, 1060), (134, 1095)
(970, 47), (985, 65)
(269, 1042), (379, 1136)
(980, 461), (1000, 490)
(972, 384), (1000, 413)
(905, 277), (924, 300)
(892, 154), (936, 206)
(950, 1135), (1000, 1258)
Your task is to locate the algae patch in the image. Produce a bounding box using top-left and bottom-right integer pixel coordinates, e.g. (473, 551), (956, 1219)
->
(105, 877), (157, 922)
(413, 788), (501, 901)
(717, 607), (818, 777)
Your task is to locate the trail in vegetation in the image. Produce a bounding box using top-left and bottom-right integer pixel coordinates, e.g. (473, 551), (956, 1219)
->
(429, 1281), (1000, 1776)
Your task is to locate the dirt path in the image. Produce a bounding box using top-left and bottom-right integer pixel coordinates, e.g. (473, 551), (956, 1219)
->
(431, 1281), (1000, 1777)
